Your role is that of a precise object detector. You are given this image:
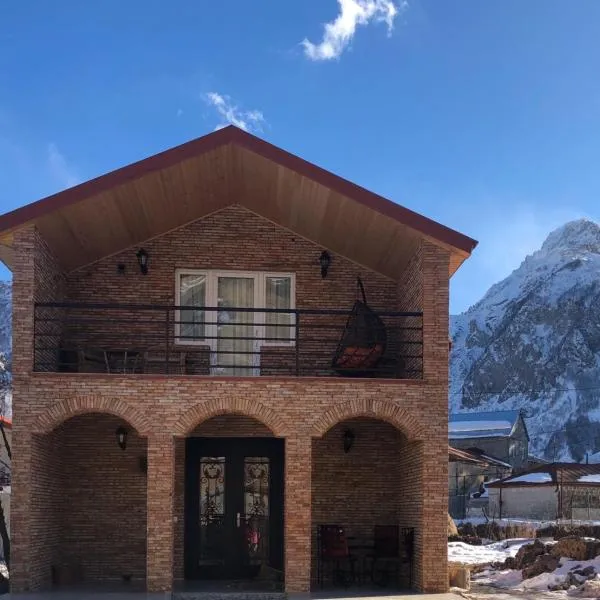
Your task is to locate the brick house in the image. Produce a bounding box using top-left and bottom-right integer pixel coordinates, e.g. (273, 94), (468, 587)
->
(0, 126), (476, 594)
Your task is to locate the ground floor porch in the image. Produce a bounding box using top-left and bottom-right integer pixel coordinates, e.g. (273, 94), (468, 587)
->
(10, 406), (448, 595)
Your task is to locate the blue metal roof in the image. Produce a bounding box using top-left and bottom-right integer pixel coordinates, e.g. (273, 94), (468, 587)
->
(449, 410), (521, 440)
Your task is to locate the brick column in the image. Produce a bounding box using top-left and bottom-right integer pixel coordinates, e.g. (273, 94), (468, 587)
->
(146, 434), (175, 592)
(420, 240), (450, 592)
(10, 430), (32, 592)
(284, 436), (311, 593)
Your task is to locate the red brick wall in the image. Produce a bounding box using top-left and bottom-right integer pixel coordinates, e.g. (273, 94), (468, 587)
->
(56, 205), (401, 377)
(58, 414), (147, 583)
(11, 221), (452, 594)
(64, 205), (397, 311)
(311, 418), (405, 584)
(29, 431), (61, 590)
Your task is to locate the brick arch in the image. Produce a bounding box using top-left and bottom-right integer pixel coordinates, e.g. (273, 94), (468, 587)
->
(31, 396), (151, 435)
(175, 398), (288, 437)
(311, 399), (426, 441)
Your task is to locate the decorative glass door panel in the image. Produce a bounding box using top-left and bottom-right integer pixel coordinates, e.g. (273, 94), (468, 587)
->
(198, 457), (226, 567)
(243, 457), (270, 565)
(213, 276), (257, 376)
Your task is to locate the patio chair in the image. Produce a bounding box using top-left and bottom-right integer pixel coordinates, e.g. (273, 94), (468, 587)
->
(370, 525), (414, 588)
(77, 348), (110, 373)
(317, 524), (356, 588)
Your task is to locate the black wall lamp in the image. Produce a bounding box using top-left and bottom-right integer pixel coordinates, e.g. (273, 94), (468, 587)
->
(319, 250), (331, 278)
(343, 429), (355, 453)
(116, 426), (129, 451)
(136, 248), (149, 275)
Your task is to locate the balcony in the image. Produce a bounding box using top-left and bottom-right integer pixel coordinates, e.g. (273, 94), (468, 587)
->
(33, 302), (423, 379)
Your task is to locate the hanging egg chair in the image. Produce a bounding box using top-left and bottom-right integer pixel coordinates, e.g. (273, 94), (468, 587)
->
(332, 277), (387, 376)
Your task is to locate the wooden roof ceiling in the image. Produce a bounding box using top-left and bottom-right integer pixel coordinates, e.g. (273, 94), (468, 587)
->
(0, 126), (477, 278)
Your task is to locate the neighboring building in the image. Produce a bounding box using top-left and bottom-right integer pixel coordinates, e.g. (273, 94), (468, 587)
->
(1, 126), (476, 594)
(448, 446), (511, 519)
(488, 463), (600, 521)
(449, 410), (530, 471)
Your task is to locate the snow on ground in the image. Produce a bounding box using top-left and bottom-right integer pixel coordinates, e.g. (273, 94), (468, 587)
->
(0, 561), (7, 579)
(475, 556), (600, 593)
(449, 538), (535, 565)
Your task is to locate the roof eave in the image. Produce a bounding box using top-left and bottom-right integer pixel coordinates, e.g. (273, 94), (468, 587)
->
(0, 126), (478, 271)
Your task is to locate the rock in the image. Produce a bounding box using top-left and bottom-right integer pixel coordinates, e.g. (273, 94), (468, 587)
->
(448, 563), (470, 590)
(573, 565), (596, 578)
(448, 514), (458, 537)
(513, 539), (547, 569)
(522, 554), (559, 579)
(577, 579), (600, 598)
(550, 536), (588, 561)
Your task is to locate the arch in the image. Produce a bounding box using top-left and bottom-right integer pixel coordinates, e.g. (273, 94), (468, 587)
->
(310, 398), (426, 441)
(31, 396), (150, 435)
(175, 397), (288, 437)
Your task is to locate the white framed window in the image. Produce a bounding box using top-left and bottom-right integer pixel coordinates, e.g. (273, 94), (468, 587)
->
(175, 270), (296, 348)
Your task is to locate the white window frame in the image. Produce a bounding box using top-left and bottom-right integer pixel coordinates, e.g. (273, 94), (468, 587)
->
(174, 269), (296, 348)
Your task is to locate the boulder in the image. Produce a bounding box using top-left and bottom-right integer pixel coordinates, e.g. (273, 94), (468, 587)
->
(448, 514), (458, 537)
(522, 554), (559, 579)
(577, 579), (600, 598)
(512, 539), (547, 569)
(550, 536), (588, 561)
(448, 562), (470, 590)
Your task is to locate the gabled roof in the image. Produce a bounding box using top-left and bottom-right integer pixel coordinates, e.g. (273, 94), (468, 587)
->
(449, 410), (527, 440)
(487, 463), (600, 488)
(0, 126), (477, 276)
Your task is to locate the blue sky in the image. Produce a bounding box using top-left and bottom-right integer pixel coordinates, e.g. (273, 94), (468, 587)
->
(1, 0), (600, 313)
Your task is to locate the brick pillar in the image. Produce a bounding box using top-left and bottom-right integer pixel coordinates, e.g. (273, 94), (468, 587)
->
(10, 227), (36, 592)
(420, 240), (450, 592)
(147, 434), (175, 592)
(10, 430), (32, 592)
(284, 436), (311, 593)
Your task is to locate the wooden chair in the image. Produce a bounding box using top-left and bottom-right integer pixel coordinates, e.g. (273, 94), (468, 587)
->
(77, 348), (109, 373)
(317, 524), (355, 588)
(142, 347), (187, 374)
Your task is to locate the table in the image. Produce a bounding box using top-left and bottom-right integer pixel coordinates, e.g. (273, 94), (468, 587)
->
(105, 349), (141, 374)
(348, 542), (374, 585)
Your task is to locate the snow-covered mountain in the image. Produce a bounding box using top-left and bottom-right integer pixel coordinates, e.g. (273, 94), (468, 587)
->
(451, 219), (600, 462)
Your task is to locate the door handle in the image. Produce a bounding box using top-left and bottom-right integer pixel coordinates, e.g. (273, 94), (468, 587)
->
(236, 512), (241, 528)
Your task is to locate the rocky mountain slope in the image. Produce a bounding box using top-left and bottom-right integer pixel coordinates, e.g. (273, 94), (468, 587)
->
(450, 219), (600, 462)
(0, 282), (10, 417)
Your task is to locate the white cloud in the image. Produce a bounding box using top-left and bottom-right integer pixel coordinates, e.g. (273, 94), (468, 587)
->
(302, 0), (408, 61)
(204, 92), (266, 133)
(47, 143), (79, 189)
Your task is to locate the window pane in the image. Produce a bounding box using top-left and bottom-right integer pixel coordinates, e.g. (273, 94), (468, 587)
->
(265, 276), (291, 342)
(180, 274), (206, 340)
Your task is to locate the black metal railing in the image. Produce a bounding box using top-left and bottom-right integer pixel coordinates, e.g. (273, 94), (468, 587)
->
(33, 302), (423, 379)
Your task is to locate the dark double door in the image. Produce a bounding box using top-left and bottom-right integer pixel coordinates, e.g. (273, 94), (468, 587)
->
(184, 437), (284, 580)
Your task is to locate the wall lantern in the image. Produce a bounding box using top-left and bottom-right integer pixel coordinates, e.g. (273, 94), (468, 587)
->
(343, 429), (355, 453)
(116, 426), (129, 451)
(319, 251), (331, 278)
(136, 248), (149, 275)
